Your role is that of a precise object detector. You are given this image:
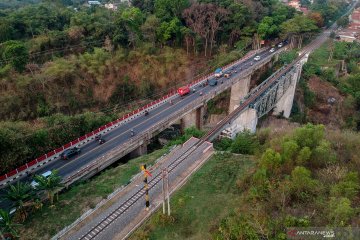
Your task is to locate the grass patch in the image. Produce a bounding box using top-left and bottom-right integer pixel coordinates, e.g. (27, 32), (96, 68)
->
(19, 147), (170, 240)
(131, 152), (255, 240)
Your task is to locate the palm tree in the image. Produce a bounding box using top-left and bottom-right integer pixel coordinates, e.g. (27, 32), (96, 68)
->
(34, 171), (63, 205)
(0, 208), (21, 239)
(2, 182), (32, 222)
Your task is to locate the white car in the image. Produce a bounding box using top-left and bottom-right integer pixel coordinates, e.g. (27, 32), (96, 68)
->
(278, 43), (283, 48)
(31, 170), (52, 188)
(254, 56), (261, 61)
(270, 48), (275, 53)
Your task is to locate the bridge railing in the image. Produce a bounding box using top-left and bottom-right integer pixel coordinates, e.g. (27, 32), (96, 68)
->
(0, 46), (268, 188)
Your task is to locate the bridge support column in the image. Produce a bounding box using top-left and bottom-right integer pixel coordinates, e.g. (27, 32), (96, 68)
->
(228, 75), (251, 113)
(234, 108), (258, 133)
(223, 108), (258, 139)
(130, 144), (148, 158)
(181, 106), (204, 131)
(273, 65), (302, 118)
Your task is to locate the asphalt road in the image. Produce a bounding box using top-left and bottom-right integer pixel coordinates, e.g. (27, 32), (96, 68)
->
(0, 44), (282, 211)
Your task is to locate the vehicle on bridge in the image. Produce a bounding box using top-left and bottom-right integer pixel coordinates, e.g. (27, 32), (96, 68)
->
(224, 71), (231, 78)
(208, 78), (218, 86)
(60, 147), (81, 160)
(177, 86), (190, 96)
(214, 68), (223, 78)
(270, 48), (275, 53)
(30, 170), (52, 188)
(254, 55), (261, 61)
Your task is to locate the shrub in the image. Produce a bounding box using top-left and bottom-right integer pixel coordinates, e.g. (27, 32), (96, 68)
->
(292, 124), (325, 149)
(290, 166), (318, 201)
(214, 138), (233, 151)
(260, 148), (282, 173)
(330, 172), (359, 200)
(231, 131), (259, 155)
(328, 197), (354, 226)
(296, 147), (311, 165)
(281, 140), (299, 164)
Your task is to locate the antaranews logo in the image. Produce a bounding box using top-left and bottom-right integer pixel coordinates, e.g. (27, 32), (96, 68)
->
(286, 227), (360, 239)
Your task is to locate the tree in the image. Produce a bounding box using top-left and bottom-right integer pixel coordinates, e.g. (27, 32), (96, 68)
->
(260, 148), (282, 173)
(34, 170), (63, 205)
(183, 3), (228, 57)
(157, 17), (182, 46)
(0, 208), (21, 239)
(296, 147), (311, 165)
(120, 7), (145, 48)
(180, 27), (194, 55)
(208, 5), (229, 56)
(141, 15), (161, 46)
(231, 130), (259, 155)
(0, 21), (14, 43)
(3, 182), (32, 222)
(293, 124), (325, 149)
(257, 16), (279, 40)
(1, 40), (29, 72)
(308, 12), (324, 27)
(155, 0), (189, 21)
(281, 140), (299, 163)
(280, 15), (318, 48)
(290, 166), (318, 201)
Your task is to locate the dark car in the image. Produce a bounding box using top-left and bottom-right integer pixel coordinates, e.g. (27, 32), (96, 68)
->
(209, 79), (218, 86)
(60, 147), (81, 160)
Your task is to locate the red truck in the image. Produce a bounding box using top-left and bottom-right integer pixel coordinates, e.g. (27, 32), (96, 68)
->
(177, 86), (190, 96)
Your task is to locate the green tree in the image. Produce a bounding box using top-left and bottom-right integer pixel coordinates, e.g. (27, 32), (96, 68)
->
(0, 208), (21, 239)
(1, 40), (29, 72)
(296, 147), (311, 165)
(154, 0), (189, 21)
(293, 124), (325, 149)
(2, 182), (32, 222)
(231, 130), (259, 155)
(260, 148), (282, 173)
(257, 16), (279, 39)
(281, 140), (299, 163)
(328, 197), (354, 226)
(141, 15), (161, 46)
(34, 170), (63, 205)
(290, 166), (318, 201)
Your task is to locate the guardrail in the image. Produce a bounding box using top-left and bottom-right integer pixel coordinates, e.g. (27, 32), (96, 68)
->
(61, 50), (278, 186)
(0, 46), (268, 187)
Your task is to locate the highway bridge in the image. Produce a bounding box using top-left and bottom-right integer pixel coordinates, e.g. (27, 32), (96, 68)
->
(0, 42), (285, 191)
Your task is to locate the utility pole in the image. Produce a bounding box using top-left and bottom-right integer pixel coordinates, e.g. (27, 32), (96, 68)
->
(161, 168), (171, 216)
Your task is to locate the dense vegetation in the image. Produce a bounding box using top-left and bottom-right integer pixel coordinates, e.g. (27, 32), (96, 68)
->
(132, 124), (360, 239)
(292, 40), (360, 129)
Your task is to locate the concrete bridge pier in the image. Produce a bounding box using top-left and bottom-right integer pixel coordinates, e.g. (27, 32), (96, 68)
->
(130, 143), (148, 158)
(233, 108), (258, 133)
(222, 108), (258, 139)
(228, 74), (251, 113)
(181, 105), (204, 131)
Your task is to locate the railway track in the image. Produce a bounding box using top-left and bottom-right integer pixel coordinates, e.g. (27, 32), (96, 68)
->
(78, 138), (207, 240)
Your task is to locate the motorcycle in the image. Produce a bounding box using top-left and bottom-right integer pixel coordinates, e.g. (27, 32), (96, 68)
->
(145, 110), (149, 116)
(99, 138), (106, 144)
